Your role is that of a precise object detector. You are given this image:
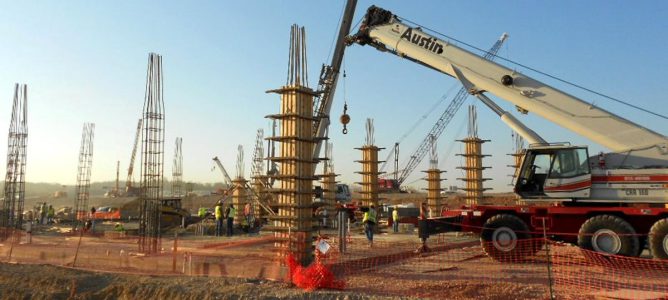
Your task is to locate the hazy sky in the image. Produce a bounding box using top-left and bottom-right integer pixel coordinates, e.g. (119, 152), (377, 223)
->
(0, 1), (666, 192)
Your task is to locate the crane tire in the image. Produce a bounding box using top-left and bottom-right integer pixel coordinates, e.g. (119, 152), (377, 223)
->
(578, 215), (639, 257)
(649, 218), (668, 259)
(481, 214), (539, 262)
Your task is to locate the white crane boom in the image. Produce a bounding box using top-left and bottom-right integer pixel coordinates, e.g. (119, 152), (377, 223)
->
(349, 6), (668, 167)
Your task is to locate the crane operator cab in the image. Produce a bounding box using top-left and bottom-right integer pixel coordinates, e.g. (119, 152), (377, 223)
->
(515, 145), (591, 200)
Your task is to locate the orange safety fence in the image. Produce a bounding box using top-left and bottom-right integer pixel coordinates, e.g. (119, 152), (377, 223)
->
(2, 226), (668, 299)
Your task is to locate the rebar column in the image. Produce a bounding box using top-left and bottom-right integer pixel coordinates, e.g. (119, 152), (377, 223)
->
(232, 177), (247, 226)
(1, 84), (28, 237)
(251, 129), (267, 217)
(457, 106), (491, 206)
(265, 24), (319, 266)
(139, 53), (165, 254)
(320, 142), (338, 227)
(356, 119), (384, 208)
(508, 132), (525, 204)
(422, 135), (445, 217)
(72, 123), (95, 229)
(171, 137), (183, 197)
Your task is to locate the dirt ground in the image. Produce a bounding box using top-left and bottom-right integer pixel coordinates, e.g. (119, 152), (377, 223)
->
(0, 263), (409, 300)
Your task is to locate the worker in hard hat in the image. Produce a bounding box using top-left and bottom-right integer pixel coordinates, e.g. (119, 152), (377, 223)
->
(198, 207), (207, 220)
(392, 206), (400, 233)
(214, 201), (223, 237)
(243, 202), (252, 232)
(226, 204), (236, 237)
(47, 205), (55, 224)
(363, 204), (377, 247)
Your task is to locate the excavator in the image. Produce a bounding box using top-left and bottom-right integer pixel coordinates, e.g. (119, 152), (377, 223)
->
(348, 5), (668, 260)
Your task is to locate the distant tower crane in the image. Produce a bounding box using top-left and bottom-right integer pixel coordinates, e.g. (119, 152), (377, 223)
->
(380, 33), (508, 191)
(125, 119), (142, 196)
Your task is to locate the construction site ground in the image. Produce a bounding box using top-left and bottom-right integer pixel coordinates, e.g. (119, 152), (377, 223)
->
(9, 195), (668, 299)
(0, 215), (552, 300)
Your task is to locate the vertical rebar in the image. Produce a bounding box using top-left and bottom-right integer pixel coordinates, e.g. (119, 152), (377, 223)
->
(251, 129), (266, 218)
(356, 118), (383, 209)
(233, 145), (247, 226)
(171, 137), (183, 197)
(424, 135), (445, 217)
(73, 123), (95, 229)
(267, 24), (318, 266)
(321, 142), (337, 227)
(1, 84), (28, 237)
(139, 52), (165, 254)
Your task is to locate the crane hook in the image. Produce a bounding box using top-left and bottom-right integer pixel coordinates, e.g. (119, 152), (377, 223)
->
(340, 103), (350, 134)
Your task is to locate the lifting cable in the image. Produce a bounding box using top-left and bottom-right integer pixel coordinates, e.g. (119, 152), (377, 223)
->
(380, 82), (459, 172)
(400, 17), (668, 121)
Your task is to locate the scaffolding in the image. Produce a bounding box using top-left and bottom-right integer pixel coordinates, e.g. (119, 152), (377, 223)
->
(422, 135), (445, 218)
(457, 106), (491, 206)
(171, 137), (183, 197)
(251, 129), (268, 219)
(265, 24), (320, 266)
(139, 53), (165, 254)
(73, 122), (95, 228)
(1, 84), (28, 236)
(356, 119), (384, 208)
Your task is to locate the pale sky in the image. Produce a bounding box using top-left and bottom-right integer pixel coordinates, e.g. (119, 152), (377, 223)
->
(0, 1), (667, 192)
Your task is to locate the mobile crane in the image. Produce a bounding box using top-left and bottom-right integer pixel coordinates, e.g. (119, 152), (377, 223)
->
(348, 5), (668, 260)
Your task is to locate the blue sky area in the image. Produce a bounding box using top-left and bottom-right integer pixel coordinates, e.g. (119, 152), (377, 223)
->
(0, 1), (666, 192)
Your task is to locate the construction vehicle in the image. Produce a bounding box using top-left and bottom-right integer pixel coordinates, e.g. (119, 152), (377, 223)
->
(348, 5), (668, 260)
(160, 197), (191, 228)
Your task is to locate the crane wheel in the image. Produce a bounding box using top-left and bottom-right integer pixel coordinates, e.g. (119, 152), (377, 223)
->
(578, 215), (639, 257)
(481, 214), (540, 262)
(649, 218), (668, 259)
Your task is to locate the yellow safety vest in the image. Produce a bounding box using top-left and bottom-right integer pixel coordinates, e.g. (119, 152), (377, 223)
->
(392, 209), (399, 221)
(363, 208), (377, 224)
(228, 207), (236, 218)
(215, 205), (222, 219)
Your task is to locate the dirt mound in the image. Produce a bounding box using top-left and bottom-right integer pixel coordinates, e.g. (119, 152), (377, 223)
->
(0, 263), (404, 300)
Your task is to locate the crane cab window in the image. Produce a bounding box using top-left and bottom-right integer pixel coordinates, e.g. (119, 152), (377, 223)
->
(515, 147), (590, 197)
(549, 148), (589, 178)
(516, 152), (551, 195)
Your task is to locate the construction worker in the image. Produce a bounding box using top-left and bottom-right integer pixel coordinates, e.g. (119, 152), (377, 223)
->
(198, 207), (207, 220)
(214, 201), (223, 236)
(47, 205), (55, 224)
(363, 204), (377, 247)
(90, 206), (97, 232)
(243, 202), (252, 231)
(39, 202), (47, 225)
(226, 204), (236, 237)
(392, 206), (400, 233)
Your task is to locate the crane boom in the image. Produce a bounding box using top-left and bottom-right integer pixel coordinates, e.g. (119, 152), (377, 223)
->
(349, 6), (668, 167)
(312, 0), (358, 162)
(396, 34), (508, 186)
(125, 119), (142, 189)
(212, 156), (233, 186)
